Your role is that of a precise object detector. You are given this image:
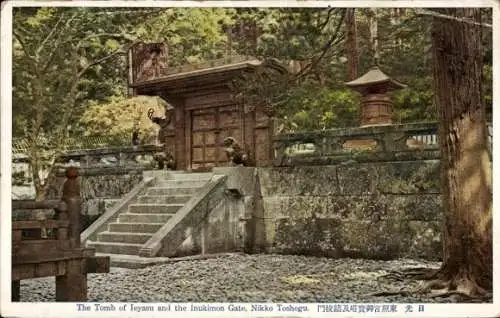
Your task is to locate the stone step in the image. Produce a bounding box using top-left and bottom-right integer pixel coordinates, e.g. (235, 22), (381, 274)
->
(155, 180), (208, 188)
(137, 195), (192, 204)
(97, 231), (153, 244)
(153, 179), (207, 188)
(118, 213), (174, 223)
(95, 253), (171, 269)
(143, 170), (170, 180)
(147, 187), (199, 196)
(88, 241), (143, 255)
(108, 222), (164, 233)
(168, 172), (213, 181)
(129, 203), (184, 214)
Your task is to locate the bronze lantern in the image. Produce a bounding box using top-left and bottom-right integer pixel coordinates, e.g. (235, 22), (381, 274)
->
(345, 66), (406, 127)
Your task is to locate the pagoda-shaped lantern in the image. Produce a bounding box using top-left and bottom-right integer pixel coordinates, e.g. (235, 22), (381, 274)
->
(345, 66), (406, 127)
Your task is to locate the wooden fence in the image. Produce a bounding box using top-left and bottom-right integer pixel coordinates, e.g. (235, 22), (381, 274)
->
(11, 167), (109, 302)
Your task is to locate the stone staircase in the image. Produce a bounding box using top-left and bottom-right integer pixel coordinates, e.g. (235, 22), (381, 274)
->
(86, 172), (213, 265)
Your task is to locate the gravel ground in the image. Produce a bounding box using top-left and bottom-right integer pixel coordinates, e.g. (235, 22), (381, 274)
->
(18, 254), (486, 303)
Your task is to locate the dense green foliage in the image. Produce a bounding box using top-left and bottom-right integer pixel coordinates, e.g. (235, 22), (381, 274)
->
(13, 7), (492, 138)
(79, 95), (168, 144)
(11, 7), (492, 198)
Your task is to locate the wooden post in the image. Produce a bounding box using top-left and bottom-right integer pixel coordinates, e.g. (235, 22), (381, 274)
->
(56, 167), (86, 301)
(66, 197), (81, 248)
(57, 201), (69, 243)
(55, 259), (87, 301)
(12, 229), (22, 245)
(11, 280), (20, 301)
(61, 167), (81, 249)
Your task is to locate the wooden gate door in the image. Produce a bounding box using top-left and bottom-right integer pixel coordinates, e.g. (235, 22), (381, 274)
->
(190, 105), (243, 171)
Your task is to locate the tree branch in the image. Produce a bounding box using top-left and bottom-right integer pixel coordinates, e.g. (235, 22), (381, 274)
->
(51, 39), (141, 144)
(76, 40), (140, 79)
(294, 8), (347, 79)
(77, 49), (123, 79)
(40, 12), (78, 73)
(414, 9), (492, 28)
(36, 12), (66, 57)
(75, 33), (138, 51)
(318, 7), (335, 30)
(13, 31), (37, 66)
(91, 8), (166, 16)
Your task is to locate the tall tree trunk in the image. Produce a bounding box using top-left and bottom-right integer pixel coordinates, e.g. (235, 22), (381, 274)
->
(345, 8), (359, 80)
(432, 8), (492, 296)
(368, 8), (379, 66)
(390, 8), (404, 49)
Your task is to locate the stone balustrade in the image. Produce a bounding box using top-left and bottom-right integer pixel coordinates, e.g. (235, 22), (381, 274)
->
(13, 144), (161, 169)
(273, 122), (492, 167)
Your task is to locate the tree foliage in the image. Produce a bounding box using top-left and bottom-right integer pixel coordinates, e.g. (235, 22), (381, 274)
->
(13, 7), (140, 199)
(12, 7), (492, 198)
(79, 95), (168, 144)
(134, 8), (235, 65)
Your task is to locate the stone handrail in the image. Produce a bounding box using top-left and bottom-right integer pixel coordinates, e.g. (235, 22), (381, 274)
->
(274, 122), (492, 166)
(139, 174), (228, 257)
(80, 176), (156, 244)
(13, 144), (161, 168)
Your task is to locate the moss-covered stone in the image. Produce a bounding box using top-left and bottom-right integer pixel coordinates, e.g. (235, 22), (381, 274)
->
(46, 171), (143, 216)
(340, 219), (407, 260)
(258, 166), (339, 196)
(273, 218), (343, 257)
(262, 196), (334, 219)
(385, 194), (442, 221)
(257, 161), (445, 260)
(336, 164), (380, 195)
(377, 160), (440, 194)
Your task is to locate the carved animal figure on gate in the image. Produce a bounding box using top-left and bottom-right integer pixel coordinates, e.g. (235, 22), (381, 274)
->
(148, 108), (171, 129)
(223, 137), (252, 166)
(148, 108), (172, 145)
(153, 150), (176, 170)
(148, 108), (176, 169)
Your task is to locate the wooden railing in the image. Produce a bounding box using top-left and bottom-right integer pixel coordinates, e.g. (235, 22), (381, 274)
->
(11, 167), (109, 302)
(273, 122), (492, 166)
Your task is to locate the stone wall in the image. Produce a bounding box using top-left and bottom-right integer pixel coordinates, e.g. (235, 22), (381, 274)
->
(139, 174), (248, 258)
(256, 162), (443, 261)
(207, 162), (443, 261)
(173, 194), (247, 257)
(168, 171), (251, 257)
(47, 167), (145, 231)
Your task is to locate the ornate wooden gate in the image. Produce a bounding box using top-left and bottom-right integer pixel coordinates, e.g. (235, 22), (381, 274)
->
(190, 104), (243, 171)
